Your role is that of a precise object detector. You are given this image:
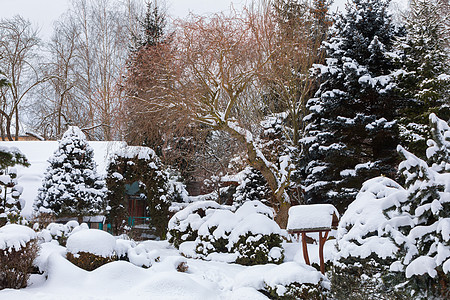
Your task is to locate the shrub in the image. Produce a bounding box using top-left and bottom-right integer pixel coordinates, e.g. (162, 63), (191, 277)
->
(66, 251), (116, 271)
(167, 201), (223, 248)
(171, 200), (284, 266)
(262, 282), (328, 300)
(233, 232), (284, 266)
(0, 224), (38, 290)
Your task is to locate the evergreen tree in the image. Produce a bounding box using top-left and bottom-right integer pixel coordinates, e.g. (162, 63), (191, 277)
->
(130, 0), (166, 53)
(301, 0), (401, 213)
(0, 147), (29, 226)
(383, 114), (450, 299)
(396, 0), (450, 158)
(34, 126), (106, 222)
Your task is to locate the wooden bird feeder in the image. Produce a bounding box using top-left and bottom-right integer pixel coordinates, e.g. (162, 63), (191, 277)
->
(287, 204), (339, 274)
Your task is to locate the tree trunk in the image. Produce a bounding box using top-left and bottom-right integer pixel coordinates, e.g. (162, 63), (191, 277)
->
(274, 200), (290, 229)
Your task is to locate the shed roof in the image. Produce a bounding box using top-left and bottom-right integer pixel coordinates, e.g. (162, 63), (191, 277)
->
(287, 204), (339, 231)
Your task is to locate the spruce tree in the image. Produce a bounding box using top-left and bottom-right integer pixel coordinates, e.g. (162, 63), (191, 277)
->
(301, 0), (400, 212)
(396, 0), (450, 158)
(34, 126), (106, 222)
(383, 114), (450, 299)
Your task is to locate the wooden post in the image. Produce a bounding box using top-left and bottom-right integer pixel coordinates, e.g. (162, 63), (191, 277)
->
(318, 231), (329, 274)
(301, 232), (310, 265)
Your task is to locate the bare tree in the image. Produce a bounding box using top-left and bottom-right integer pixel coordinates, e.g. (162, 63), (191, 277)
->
(29, 0), (135, 141)
(0, 16), (48, 141)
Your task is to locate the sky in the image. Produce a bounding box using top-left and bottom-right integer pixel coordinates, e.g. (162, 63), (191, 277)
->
(0, 0), (406, 42)
(0, 0), (252, 41)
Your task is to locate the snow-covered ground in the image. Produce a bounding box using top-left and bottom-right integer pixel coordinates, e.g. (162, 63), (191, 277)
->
(0, 236), (335, 300)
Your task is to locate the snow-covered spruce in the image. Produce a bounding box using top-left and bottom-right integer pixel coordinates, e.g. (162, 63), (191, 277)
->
(382, 114), (450, 299)
(232, 166), (272, 206)
(66, 228), (117, 271)
(333, 114), (450, 299)
(34, 126), (106, 221)
(105, 146), (172, 238)
(395, 0), (450, 157)
(169, 200), (284, 265)
(0, 146), (29, 226)
(0, 224), (38, 289)
(300, 0), (400, 213)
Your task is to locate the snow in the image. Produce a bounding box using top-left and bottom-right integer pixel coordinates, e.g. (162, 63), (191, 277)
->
(287, 204), (339, 231)
(228, 213), (281, 244)
(66, 229), (116, 258)
(336, 177), (405, 260)
(0, 224), (36, 251)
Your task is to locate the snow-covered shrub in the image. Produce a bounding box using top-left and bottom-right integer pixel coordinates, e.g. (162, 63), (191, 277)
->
(168, 200), (223, 248)
(66, 229), (117, 271)
(0, 146), (29, 226)
(235, 262), (330, 299)
(382, 114), (450, 299)
(0, 224), (38, 290)
(230, 211), (283, 266)
(332, 176), (406, 299)
(170, 200), (284, 265)
(34, 126), (106, 222)
(106, 146), (170, 238)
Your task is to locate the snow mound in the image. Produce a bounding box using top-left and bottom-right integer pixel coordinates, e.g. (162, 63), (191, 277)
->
(0, 224), (36, 251)
(66, 229), (116, 257)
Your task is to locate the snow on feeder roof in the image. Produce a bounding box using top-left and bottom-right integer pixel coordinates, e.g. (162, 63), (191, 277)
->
(286, 204), (340, 274)
(287, 204), (339, 232)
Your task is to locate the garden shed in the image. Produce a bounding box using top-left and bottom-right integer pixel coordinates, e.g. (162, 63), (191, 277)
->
(287, 204), (339, 273)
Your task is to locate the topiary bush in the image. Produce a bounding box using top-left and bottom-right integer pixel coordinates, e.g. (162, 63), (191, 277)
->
(0, 224), (39, 290)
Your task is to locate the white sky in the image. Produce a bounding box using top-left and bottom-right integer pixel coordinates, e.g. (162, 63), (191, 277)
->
(0, 0), (406, 42)
(0, 0), (252, 41)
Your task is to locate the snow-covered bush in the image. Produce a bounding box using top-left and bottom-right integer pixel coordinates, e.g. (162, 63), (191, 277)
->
(230, 214), (283, 266)
(106, 146), (170, 238)
(235, 262), (330, 299)
(382, 114), (450, 299)
(0, 224), (38, 290)
(0, 146), (29, 226)
(170, 200), (284, 265)
(168, 200), (223, 248)
(66, 229), (117, 271)
(332, 176), (406, 299)
(34, 126), (106, 222)
(38, 220), (87, 247)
